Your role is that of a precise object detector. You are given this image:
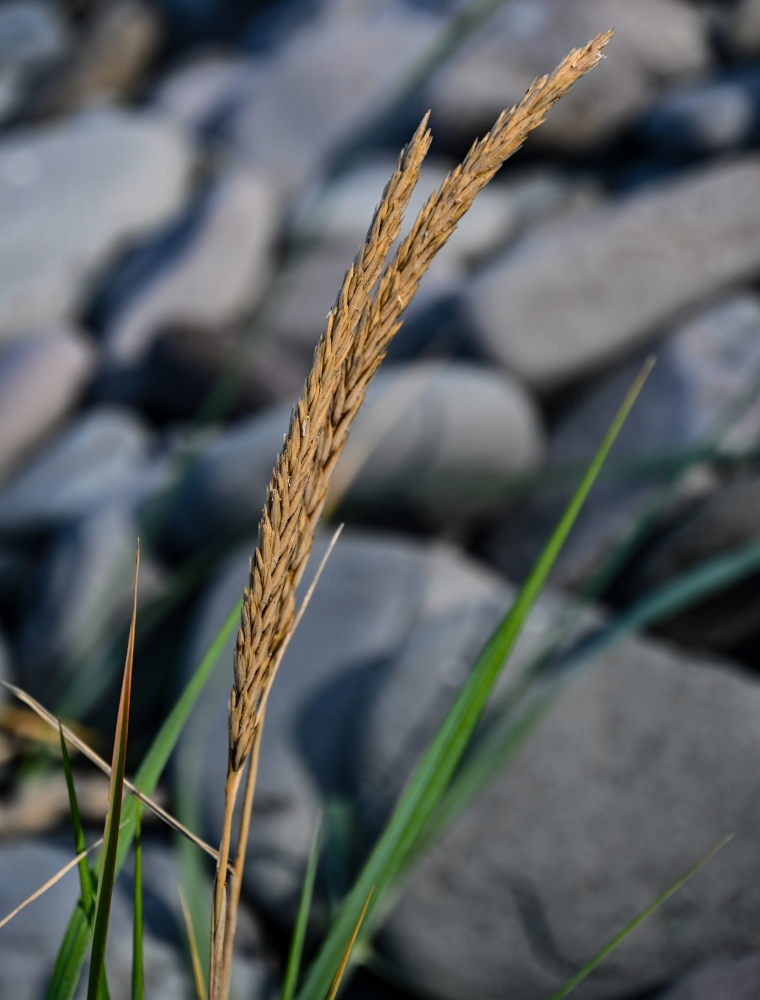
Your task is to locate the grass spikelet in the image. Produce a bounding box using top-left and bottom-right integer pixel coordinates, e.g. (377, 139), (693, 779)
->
(211, 29), (612, 999)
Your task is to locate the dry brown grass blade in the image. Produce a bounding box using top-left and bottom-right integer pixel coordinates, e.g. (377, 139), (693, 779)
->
(0, 836), (104, 931)
(325, 886), (374, 1000)
(0, 679), (224, 868)
(179, 885), (208, 1000)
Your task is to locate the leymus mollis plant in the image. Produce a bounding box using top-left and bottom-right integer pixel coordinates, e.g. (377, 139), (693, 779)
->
(210, 29), (613, 999)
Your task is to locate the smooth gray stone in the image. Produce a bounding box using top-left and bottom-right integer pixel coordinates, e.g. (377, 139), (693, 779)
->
(0, 0), (68, 122)
(0, 107), (193, 343)
(103, 166), (281, 364)
(160, 361), (544, 551)
(620, 477), (760, 652)
(0, 408), (151, 534)
(468, 158), (760, 390)
(0, 837), (272, 999)
(658, 953), (760, 999)
(16, 504), (163, 697)
(426, 0), (710, 151)
(152, 53), (257, 135)
(176, 530), (507, 923)
(487, 294), (760, 590)
(637, 70), (760, 155)
(723, 0), (760, 57)
(221, 0), (440, 192)
(357, 591), (760, 1000)
(0, 326), (95, 484)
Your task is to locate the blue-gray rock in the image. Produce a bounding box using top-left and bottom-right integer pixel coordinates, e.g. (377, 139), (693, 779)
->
(152, 53), (256, 136)
(468, 159), (760, 390)
(0, 408), (151, 535)
(0, 0), (69, 122)
(486, 294), (760, 590)
(16, 505), (164, 700)
(357, 589), (760, 1000)
(159, 361), (544, 552)
(0, 325), (95, 484)
(0, 108), (194, 343)
(426, 0), (710, 151)
(102, 166), (281, 364)
(221, 0), (440, 192)
(658, 954), (760, 999)
(637, 70), (760, 155)
(723, 0), (760, 57)
(176, 530), (507, 923)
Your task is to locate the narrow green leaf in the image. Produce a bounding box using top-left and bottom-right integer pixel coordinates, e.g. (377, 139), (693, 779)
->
(283, 814), (324, 1000)
(547, 835), (732, 1000)
(295, 362), (653, 1000)
(59, 725), (96, 916)
(48, 595), (243, 1000)
(87, 544), (140, 1000)
(131, 804), (144, 1000)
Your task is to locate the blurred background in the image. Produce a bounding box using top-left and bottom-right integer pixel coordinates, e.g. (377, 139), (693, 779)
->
(3, 1), (760, 998)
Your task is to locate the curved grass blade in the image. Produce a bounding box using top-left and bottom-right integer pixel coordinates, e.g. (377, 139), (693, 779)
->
(0, 837), (103, 931)
(59, 725), (97, 918)
(87, 543), (140, 1000)
(131, 804), (144, 1000)
(434, 532), (760, 848)
(295, 362), (653, 1000)
(325, 887), (374, 1000)
(547, 835), (733, 1000)
(48, 595), (243, 1000)
(283, 814), (324, 1000)
(179, 886), (208, 1000)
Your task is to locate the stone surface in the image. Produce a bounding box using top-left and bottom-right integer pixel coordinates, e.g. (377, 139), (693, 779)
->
(177, 530), (508, 922)
(0, 325), (95, 484)
(724, 0), (760, 57)
(27, 0), (162, 115)
(222, 0), (441, 191)
(0, 837), (271, 999)
(468, 158), (760, 390)
(426, 0), (710, 151)
(357, 597), (760, 1000)
(0, 408), (151, 535)
(637, 69), (760, 156)
(102, 166), (281, 363)
(487, 294), (760, 590)
(0, 107), (193, 343)
(152, 52), (256, 135)
(0, 0), (69, 122)
(16, 504), (163, 698)
(159, 361), (544, 552)
(659, 953), (760, 999)
(619, 478), (760, 653)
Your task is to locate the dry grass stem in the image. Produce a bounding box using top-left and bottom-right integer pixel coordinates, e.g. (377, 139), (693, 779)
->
(0, 680), (223, 867)
(0, 836), (104, 931)
(211, 29), (611, 1000)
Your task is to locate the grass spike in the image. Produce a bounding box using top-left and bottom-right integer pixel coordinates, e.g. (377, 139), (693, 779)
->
(87, 541), (140, 1000)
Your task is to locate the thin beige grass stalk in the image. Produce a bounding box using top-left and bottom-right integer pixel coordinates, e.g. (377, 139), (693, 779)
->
(211, 29), (612, 1000)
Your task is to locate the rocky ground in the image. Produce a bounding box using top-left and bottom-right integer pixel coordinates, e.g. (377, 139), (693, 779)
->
(2, 1), (760, 998)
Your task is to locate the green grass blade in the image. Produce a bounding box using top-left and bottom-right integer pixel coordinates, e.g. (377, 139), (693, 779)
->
(59, 725), (96, 915)
(48, 596), (243, 1000)
(547, 835), (733, 1000)
(295, 361), (653, 1000)
(436, 533), (760, 848)
(282, 814), (324, 1000)
(87, 545), (140, 1000)
(131, 804), (144, 1000)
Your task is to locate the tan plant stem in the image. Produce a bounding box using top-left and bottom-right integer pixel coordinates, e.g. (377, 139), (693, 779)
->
(212, 29), (611, 1000)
